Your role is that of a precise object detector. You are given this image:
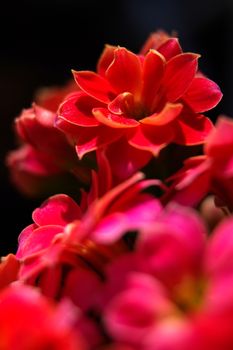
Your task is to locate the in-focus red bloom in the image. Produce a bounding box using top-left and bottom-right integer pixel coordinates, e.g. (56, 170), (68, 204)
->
(0, 284), (85, 349)
(162, 115), (233, 211)
(56, 31), (222, 164)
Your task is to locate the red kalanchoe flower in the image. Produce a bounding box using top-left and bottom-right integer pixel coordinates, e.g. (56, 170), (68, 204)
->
(56, 31), (222, 164)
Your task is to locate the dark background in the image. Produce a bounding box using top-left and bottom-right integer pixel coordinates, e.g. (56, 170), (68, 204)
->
(0, 0), (233, 255)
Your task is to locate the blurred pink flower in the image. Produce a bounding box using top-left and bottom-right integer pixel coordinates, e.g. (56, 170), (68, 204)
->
(162, 116), (233, 212)
(104, 204), (233, 349)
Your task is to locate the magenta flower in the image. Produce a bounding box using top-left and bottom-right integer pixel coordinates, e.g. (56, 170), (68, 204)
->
(104, 204), (233, 349)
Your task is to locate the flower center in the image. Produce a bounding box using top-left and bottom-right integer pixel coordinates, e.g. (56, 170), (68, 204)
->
(172, 276), (206, 314)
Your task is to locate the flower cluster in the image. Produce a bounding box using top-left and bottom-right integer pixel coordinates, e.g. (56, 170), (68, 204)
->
(3, 30), (233, 349)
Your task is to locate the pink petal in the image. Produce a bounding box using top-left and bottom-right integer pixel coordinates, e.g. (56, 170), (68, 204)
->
(173, 112), (214, 145)
(163, 53), (200, 102)
(106, 47), (143, 96)
(205, 217), (233, 278)
(72, 70), (115, 103)
(137, 204), (206, 286)
(183, 77), (223, 113)
(93, 108), (139, 128)
(62, 268), (102, 311)
(140, 102), (183, 126)
(16, 225), (63, 259)
(32, 194), (82, 226)
(92, 197), (161, 244)
(104, 272), (173, 345)
(141, 50), (165, 111)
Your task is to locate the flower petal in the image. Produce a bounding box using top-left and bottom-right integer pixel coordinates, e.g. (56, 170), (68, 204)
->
(97, 44), (117, 77)
(139, 30), (172, 55)
(205, 217), (233, 278)
(106, 47), (143, 96)
(157, 38), (182, 61)
(141, 49), (165, 111)
(17, 225), (63, 259)
(183, 77), (223, 113)
(75, 125), (122, 159)
(32, 194), (82, 226)
(140, 103), (183, 126)
(173, 112), (214, 145)
(205, 116), (233, 158)
(128, 124), (174, 155)
(58, 92), (100, 127)
(106, 138), (152, 181)
(163, 53), (200, 102)
(72, 70), (115, 103)
(108, 92), (135, 115)
(93, 108), (139, 128)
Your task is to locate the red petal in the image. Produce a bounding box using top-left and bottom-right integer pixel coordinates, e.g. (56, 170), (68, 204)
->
(205, 117), (233, 156)
(183, 76), (223, 113)
(164, 166), (210, 207)
(163, 53), (200, 102)
(106, 47), (142, 96)
(174, 112), (214, 145)
(93, 108), (139, 128)
(157, 38), (182, 61)
(128, 124), (174, 155)
(58, 92), (100, 127)
(32, 194), (82, 226)
(108, 92), (135, 115)
(141, 50), (165, 111)
(106, 138), (152, 181)
(97, 44), (117, 77)
(139, 30), (171, 55)
(76, 125), (122, 159)
(72, 70), (115, 103)
(140, 102), (183, 126)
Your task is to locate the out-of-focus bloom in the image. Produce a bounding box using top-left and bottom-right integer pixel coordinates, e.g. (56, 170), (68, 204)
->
(15, 172), (161, 347)
(0, 254), (20, 290)
(162, 116), (233, 211)
(0, 284), (86, 349)
(34, 79), (78, 112)
(6, 104), (91, 197)
(56, 31), (221, 167)
(103, 204), (233, 350)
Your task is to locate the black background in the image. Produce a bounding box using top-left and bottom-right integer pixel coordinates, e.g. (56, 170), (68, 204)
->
(0, 0), (233, 255)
